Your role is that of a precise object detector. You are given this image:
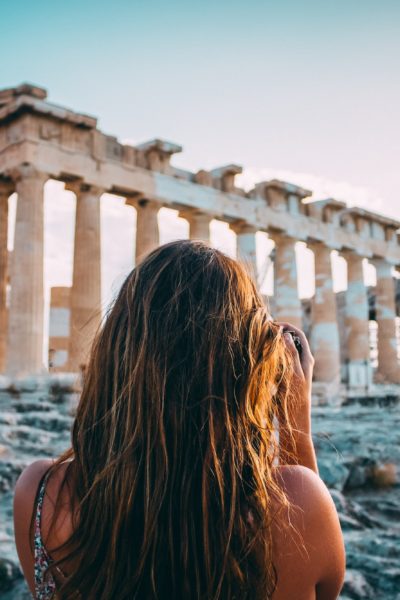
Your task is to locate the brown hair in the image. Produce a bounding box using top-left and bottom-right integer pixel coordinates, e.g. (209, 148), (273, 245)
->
(47, 240), (295, 599)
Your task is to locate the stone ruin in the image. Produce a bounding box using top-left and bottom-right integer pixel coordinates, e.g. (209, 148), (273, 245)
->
(0, 83), (400, 403)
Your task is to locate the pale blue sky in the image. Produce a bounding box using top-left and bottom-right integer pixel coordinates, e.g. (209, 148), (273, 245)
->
(1, 0), (400, 216)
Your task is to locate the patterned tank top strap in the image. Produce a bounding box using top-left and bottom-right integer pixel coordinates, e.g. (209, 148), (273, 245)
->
(34, 468), (57, 599)
(34, 469), (50, 538)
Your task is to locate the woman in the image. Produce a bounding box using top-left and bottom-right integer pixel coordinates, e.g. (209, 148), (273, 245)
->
(14, 240), (345, 599)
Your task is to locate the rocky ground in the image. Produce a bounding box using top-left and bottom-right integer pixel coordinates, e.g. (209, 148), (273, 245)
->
(313, 400), (400, 600)
(0, 378), (399, 599)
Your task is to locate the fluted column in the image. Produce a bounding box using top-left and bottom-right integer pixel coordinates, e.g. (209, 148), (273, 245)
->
(342, 251), (371, 388)
(309, 242), (341, 384)
(0, 182), (13, 373)
(181, 210), (211, 242)
(6, 166), (47, 376)
(230, 222), (258, 281)
(126, 198), (160, 265)
(272, 233), (302, 329)
(67, 183), (102, 372)
(371, 257), (400, 384)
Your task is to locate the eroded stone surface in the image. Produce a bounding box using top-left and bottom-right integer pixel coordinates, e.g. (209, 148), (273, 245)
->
(313, 403), (400, 599)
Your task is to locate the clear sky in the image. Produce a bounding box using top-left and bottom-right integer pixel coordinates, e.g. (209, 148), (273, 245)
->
(1, 0), (399, 214)
(1, 0), (400, 355)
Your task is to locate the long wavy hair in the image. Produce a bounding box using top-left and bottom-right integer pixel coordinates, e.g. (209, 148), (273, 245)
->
(45, 240), (296, 600)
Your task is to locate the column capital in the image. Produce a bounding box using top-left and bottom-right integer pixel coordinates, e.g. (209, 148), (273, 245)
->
(125, 197), (162, 211)
(125, 193), (142, 209)
(307, 239), (331, 253)
(8, 164), (48, 185)
(65, 181), (105, 197)
(370, 256), (396, 280)
(370, 255), (392, 269)
(230, 220), (257, 235)
(339, 247), (365, 261)
(179, 208), (211, 222)
(181, 209), (211, 243)
(268, 230), (297, 244)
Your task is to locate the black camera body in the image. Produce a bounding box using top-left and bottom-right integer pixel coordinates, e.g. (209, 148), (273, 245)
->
(290, 332), (303, 356)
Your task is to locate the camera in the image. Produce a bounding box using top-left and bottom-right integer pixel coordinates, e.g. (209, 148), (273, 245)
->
(289, 332), (302, 356)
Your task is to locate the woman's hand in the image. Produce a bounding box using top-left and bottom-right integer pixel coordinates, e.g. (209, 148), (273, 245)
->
(280, 322), (314, 434)
(276, 322), (318, 473)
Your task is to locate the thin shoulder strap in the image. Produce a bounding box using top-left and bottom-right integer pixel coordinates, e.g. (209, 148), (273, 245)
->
(34, 468), (52, 546)
(33, 467), (59, 599)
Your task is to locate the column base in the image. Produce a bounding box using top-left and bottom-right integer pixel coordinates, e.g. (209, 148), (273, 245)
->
(374, 368), (400, 386)
(344, 383), (400, 405)
(311, 381), (345, 406)
(347, 361), (373, 391)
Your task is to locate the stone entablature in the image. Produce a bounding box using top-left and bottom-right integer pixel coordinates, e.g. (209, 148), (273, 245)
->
(1, 84), (399, 261)
(1, 83), (400, 392)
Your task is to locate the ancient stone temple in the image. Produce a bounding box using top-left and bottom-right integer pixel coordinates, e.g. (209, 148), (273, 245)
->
(0, 83), (400, 399)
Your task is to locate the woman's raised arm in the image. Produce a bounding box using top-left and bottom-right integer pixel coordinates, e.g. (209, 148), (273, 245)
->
(277, 322), (319, 473)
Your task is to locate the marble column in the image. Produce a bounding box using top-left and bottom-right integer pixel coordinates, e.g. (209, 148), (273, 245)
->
(272, 233), (302, 329)
(371, 257), (400, 384)
(67, 183), (103, 372)
(309, 242), (341, 384)
(230, 222), (258, 281)
(185, 211), (211, 242)
(0, 182), (13, 373)
(6, 166), (47, 376)
(342, 251), (371, 388)
(126, 198), (160, 265)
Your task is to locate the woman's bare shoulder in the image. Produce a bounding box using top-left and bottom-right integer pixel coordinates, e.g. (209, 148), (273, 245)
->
(14, 458), (55, 515)
(272, 465), (345, 600)
(14, 458), (73, 531)
(276, 464), (335, 511)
